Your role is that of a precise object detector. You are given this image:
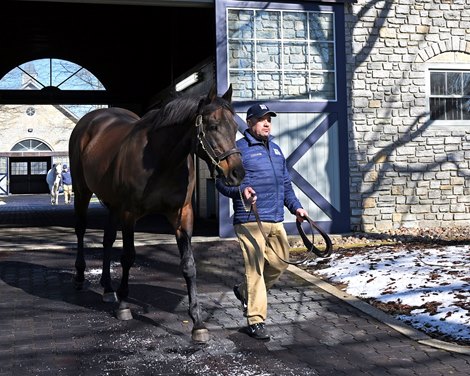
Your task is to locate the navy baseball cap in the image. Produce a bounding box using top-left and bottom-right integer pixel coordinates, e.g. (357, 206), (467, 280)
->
(246, 104), (277, 120)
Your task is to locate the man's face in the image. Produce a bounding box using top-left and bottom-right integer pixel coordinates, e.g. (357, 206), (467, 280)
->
(247, 114), (272, 140)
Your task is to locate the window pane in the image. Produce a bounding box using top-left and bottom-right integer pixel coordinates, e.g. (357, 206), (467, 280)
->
(430, 72), (445, 95)
(310, 42), (335, 70)
(229, 41), (254, 69)
(228, 9), (253, 39)
(310, 72), (336, 100)
(283, 73), (308, 99)
(58, 67), (105, 90)
(462, 98), (470, 120)
(231, 72), (255, 99)
(463, 73), (470, 96)
(309, 13), (334, 41)
(0, 159), (6, 174)
(256, 71), (281, 99)
(0, 68), (21, 89)
(11, 162), (28, 175)
(31, 161), (48, 175)
(256, 42), (281, 70)
(447, 72), (461, 95)
(283, 42), (308, 70)
(446, 98), (461, 120)
(11, 142), (27, 151)
(430, 97), (446, 120)
(283, 12), (307, 40)
(255, 11), (280, 39)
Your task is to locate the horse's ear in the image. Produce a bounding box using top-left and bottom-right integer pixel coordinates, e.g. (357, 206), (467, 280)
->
(207, 84), (217, 102)
(222, 84), (233, 103)
(207, 84), (232, 103)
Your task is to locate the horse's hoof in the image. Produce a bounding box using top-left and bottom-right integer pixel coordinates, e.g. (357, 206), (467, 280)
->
(115, 307), (133, 321)
(103, 292), (118, 303)
(192, 328), (209, 343)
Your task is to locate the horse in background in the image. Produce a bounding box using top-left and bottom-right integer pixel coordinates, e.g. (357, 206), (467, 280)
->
(46, 164), (62, 205)
(69, 85), (244, 342)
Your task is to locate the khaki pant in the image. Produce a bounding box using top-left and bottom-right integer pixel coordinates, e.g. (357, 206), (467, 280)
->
(234, 221), (290, 325)
(63, 184), (73, 204)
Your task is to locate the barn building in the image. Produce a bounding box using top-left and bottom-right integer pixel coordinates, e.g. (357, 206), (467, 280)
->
(1, 0), (469, 237)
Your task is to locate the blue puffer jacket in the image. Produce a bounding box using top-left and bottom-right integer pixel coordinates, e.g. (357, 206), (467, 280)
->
(216, 129), (302, 225)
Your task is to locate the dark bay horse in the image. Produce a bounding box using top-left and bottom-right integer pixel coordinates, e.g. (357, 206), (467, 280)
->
(69, 85), (244, 342)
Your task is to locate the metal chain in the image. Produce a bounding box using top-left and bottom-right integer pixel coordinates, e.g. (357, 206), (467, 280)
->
(238, 187), (251, 213)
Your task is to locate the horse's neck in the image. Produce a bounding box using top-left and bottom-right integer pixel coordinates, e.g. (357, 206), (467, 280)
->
(149, 123), (195, 164)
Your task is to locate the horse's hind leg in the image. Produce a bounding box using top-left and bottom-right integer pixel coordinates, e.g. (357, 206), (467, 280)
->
(73, 189), (92, 289)
(171, 205), (209, 343)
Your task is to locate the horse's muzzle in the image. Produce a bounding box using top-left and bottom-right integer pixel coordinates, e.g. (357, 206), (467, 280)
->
(217, 159), (245, 187)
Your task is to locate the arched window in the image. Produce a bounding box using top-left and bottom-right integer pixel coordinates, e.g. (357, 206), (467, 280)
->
(11, 139), (52, 152)
(0, 58), (105, 91)
(0, 58), (107, 118)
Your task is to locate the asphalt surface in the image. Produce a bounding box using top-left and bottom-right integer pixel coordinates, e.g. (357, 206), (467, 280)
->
(0, 194), (469, 376)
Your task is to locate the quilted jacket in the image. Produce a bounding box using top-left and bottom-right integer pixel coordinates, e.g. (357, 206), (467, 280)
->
(216, 129), (302, 225)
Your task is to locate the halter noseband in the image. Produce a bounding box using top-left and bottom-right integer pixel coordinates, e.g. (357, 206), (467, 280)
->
(195, 114), (241, 169)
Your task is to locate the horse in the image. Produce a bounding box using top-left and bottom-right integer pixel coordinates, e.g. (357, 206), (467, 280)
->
(46, 164), (62, 205)
(68, 85), (244, 343)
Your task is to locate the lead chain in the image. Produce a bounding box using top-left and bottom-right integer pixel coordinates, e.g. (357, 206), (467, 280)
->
(238, 187), (251, 213)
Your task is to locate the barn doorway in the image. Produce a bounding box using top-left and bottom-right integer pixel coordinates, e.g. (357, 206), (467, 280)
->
(9, 156), (50, 194)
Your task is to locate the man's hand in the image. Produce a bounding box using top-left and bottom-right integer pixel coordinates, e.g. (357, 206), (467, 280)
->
(243, 186), (257, 204)
(295, 208), (308, 222)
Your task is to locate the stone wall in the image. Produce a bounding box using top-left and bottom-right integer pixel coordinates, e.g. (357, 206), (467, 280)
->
(0, 104), (75, 154)
(345, 0), (470, 232)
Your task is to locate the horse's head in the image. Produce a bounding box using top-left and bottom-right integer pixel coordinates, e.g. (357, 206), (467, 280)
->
(195, 84), (245, 186)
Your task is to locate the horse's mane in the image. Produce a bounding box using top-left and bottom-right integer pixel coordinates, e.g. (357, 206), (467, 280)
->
(137, 92), (234, 132)
(137, 94), (200, 132)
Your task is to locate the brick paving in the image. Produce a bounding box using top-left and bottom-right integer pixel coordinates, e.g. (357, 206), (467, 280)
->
(0, 194), (469, 375)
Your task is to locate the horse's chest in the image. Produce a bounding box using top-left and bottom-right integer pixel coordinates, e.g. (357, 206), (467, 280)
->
(142, 172), (193, 212)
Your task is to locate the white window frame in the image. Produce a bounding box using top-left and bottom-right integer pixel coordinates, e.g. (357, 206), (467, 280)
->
(426, 63), (470, 128)
(226, 7), (337, 102)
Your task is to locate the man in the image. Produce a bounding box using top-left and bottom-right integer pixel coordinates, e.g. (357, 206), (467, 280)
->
(216, 103), (308, 341)
(61, 164), (73, 204)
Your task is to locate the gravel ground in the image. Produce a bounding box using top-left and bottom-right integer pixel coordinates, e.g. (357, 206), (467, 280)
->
(290, 226), (470, 251)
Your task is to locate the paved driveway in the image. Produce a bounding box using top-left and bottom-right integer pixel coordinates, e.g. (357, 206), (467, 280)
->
(0, 194), (469, 375)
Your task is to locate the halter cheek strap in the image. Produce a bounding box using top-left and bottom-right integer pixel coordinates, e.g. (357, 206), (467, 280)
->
(195, 114), (241, 169)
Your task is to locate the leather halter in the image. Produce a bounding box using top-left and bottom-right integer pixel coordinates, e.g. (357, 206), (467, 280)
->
(195, 114), (241, 169)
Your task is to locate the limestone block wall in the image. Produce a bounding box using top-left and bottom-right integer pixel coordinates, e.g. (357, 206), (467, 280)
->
(0, 104), (75, 153)
(345, 0), (470, 232)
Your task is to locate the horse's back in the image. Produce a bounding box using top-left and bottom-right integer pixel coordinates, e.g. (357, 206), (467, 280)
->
(69, 108), (141, 197)
(71, 108), (139, 145)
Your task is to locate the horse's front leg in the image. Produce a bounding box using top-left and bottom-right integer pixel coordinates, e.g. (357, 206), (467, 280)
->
(109, 212), (136, 321)
(101, 209), (119, 303)
(172, 205), (209, 343)
(51, 186), (57, 205)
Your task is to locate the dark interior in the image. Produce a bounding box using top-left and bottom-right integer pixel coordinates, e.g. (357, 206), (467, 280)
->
(1, 0), (215, 114)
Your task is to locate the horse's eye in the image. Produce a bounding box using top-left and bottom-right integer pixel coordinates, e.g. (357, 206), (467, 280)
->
(206, 122), (219, 131)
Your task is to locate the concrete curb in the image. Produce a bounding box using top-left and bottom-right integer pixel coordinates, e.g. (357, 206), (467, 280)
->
(288, 264), (470, 355)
